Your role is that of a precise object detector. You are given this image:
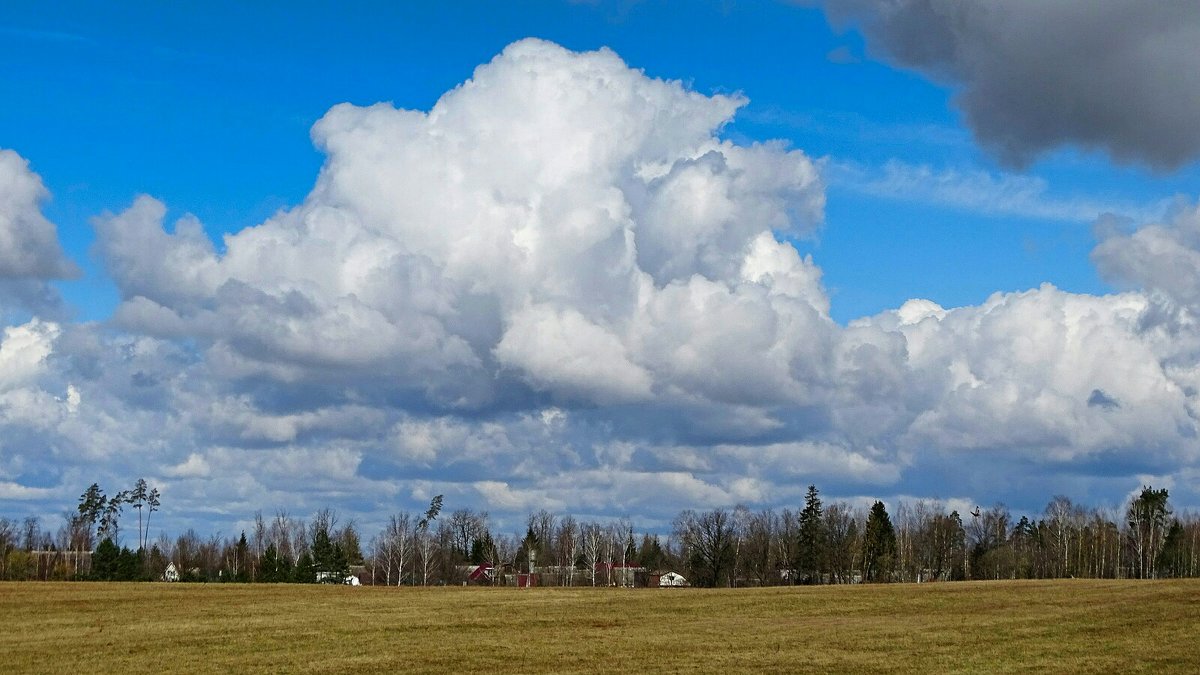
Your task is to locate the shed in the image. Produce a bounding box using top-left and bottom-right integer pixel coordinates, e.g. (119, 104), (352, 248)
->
(657, 571), (687, 587)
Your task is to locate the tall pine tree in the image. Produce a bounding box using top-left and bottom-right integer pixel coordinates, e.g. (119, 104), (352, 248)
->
(862, 501), (896, 583)
(795, 484), (826, 584)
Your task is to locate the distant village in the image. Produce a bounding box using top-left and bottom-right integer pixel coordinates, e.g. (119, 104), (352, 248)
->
(2, 482), (1198, 587)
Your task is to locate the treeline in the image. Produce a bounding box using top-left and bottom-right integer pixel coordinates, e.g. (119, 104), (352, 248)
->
(1, 483), (1198, 586)
(673, 486), (1195, 586)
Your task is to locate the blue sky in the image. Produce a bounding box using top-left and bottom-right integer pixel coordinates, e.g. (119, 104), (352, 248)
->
(7, 1), (1191, 324)
(2, 1), (1200, 534)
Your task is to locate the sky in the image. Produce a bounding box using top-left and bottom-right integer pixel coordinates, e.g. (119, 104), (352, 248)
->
(2, 0), (1200, 538)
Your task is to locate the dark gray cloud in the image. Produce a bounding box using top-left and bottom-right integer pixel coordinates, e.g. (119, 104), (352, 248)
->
(1087, 389), (1120, 410)
(819, 0), (1200, 170)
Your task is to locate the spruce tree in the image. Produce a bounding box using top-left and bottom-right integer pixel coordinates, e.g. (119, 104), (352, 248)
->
(311, 526), (335, 582)
(260, 543), (281, 583)
(235, 532), (250, 582)
(92, 538), (119, 581)
(796, 484), (826, 584)
(862, 501), (897, 582)
(293, 552), (316, 583)
(329, 542), (350, 583)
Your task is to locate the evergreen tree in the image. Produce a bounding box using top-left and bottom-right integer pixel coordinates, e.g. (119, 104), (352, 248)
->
(637, 534), (666, 571)
(517, 526), (540, 572)
(330, 542), (350, 582)
(293, 552), (316, 583)
(470, 533), (494, 564)
(77, 484), (108, 548)
(796, 484), (826, 584)
(91, 538), (119, 581)
(260, 543), (281, 583)
(128, 478), (149, 552)
(147, 545), (168, 581)
(948, 510), (967, 581)
(116, 547), (141, 581)
(278, 552), (294, 582)
(862, 501), (897, 582)
(312, 526), (336, 582)
(235, 532), (250, 582)
(1127, 486), (1171, 579)
(1157, 520), (1186, 578)
(97, 491), (128, 543)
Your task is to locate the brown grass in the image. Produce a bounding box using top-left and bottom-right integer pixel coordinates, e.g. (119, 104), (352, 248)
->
(1, 579), (1198, 673)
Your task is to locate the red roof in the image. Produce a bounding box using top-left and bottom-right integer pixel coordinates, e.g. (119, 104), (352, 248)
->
(468, 564), (493, 581)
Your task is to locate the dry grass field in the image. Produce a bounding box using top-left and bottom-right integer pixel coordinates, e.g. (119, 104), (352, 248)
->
(2, 579), (1198, 673)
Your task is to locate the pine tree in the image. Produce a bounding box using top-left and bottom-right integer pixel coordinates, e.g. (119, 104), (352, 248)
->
(116, 546), (140, 581)
(311, 526), (336, 582)
(128, 478), (149, 552)
(1157, 520), (1185, 578)
(92, 538), (119, 581)
(470, 533), (494, 564)
(260, 543), (281, 583)
(293, 552), (315, 583)
(862, 501), (897, 582)
(235, 532), (250, 582)
(637, 534), (665, 571)
(796, 484), (826, 584)
(330, 542), (350, 582)
(77, 484), (106, 546)
(1127, 486), (1170, 579)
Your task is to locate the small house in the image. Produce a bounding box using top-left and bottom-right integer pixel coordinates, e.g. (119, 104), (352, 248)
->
(655, 571), (687, 587)
(467, 563), (494, 584)
(163, 562), (180, 582)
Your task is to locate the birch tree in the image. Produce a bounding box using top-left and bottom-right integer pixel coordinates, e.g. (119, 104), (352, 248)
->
(556, 516), (578, 586)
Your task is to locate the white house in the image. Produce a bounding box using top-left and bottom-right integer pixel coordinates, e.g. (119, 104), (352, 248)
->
(163, 562), (180, 582)
(315, 571), (361, 585)
(658, 571), (687, 587)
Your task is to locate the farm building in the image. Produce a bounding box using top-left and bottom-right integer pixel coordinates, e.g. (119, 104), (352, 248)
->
(653, 571), (688, 587)
(163, 562), (180, 582)
(315, 571), (361, 585)
(466, 563), (494, 584)
(593, 562), (646, 587)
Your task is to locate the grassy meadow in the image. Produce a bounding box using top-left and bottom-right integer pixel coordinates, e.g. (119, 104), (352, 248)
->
(2, 579), (1198, 673)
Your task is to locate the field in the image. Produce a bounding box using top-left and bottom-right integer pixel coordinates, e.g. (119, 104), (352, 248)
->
(2, 580), (1198, 673)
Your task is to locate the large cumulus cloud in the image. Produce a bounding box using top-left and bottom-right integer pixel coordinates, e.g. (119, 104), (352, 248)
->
(95, 39), (829, 414)
(817, 1), (1200, 169)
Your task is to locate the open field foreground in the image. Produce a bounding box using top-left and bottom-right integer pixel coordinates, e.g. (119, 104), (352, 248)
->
(2, 580), (1198, 673)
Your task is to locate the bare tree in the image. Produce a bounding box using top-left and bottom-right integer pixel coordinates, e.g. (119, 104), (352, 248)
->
(252, 511), (267, 579)
(741, 509), (777, 586)
(416, 495), (444, 586)
(0, 518), (14, 579)
(383, 513), (413, 585)
(675, 508), (736, 588)
(556, 516), (578, 586)
(581, 522), (603, 586)
(817, 503), (848, 584)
